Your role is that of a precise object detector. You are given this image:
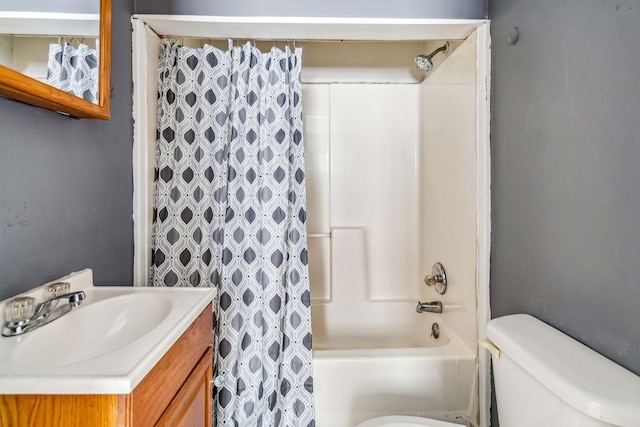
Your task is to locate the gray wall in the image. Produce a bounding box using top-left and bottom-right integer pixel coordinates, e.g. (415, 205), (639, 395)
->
(133, 0), (486, 19)
(0, 0), (133, 300)
(491, 0), (640, 424)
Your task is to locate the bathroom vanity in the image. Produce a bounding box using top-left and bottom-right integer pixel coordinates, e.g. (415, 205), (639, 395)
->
(0, 270), (216, 427)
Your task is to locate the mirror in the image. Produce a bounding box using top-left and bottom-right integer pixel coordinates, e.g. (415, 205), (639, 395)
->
(0, 0), (110, 119)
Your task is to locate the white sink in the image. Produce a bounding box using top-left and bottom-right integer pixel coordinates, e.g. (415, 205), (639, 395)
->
(0, 269), (216, 395)
(15, 293), (173, 367)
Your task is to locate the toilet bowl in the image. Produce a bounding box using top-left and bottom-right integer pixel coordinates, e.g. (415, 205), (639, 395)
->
(355, 415), (463, 427)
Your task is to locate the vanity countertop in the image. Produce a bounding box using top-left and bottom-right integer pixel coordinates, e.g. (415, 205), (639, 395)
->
(0, 269), (216, 395)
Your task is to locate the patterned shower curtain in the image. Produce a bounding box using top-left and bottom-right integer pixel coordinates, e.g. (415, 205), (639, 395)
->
(45, 42), (98, 103)
(151, 41), (315, 427)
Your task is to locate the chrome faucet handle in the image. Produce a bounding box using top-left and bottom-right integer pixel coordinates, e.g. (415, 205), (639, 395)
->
(45, 282), (71, 300)
(5, 296), (36, 323)
(3, 290), (86, 337)
(423, 262), (447, 295)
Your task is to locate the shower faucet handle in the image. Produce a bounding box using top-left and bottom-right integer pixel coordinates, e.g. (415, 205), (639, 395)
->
(424, 262), (447, 295)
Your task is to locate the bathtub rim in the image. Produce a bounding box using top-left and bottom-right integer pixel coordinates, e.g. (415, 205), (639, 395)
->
(312, 318), (475, 360)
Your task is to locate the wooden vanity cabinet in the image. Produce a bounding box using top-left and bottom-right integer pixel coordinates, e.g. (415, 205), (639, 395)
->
(0, 304), (213, 427)
(127, 303), (213, 427)
(155, 347), (212, 427)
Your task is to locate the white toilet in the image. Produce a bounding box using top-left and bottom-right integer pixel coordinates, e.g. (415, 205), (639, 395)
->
(488, 314), (640, 426)
(357, 314), (640, 427)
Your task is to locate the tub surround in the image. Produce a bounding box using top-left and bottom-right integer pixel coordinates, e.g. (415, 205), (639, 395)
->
(299, 30), (482, 427)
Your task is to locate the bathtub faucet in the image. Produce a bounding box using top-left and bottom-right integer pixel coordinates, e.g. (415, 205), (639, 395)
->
(416, 301), (443, 314)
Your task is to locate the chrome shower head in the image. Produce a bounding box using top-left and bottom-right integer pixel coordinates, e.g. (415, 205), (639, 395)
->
(415, 55), (434, 72)
(415, 42), (449, 72)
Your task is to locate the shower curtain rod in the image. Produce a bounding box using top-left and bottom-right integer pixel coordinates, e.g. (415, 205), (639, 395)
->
(159, 35), (429, 44)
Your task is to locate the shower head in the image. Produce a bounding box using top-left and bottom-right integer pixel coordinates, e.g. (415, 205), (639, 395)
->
(415, 42), (449, 72)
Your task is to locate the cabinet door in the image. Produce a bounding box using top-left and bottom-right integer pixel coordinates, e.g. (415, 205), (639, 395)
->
(155, 346), (212, 427)
(0, 394), (123, 427)
(132, 304), (212, 427)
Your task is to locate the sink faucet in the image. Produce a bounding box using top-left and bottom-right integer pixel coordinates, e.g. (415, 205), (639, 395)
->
(2, 291), (86, 337)
(416, 300), (443, 314)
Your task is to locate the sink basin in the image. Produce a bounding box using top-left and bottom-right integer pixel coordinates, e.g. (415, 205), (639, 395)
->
(0, 269), (216, 394)
(15, 293), (173, 367)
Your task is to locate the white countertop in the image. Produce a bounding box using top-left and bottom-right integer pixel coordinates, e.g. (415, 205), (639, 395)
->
(0, 269), (216, 395)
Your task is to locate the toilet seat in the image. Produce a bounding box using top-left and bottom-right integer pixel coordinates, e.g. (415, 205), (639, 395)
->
(355, 415), (464, 427)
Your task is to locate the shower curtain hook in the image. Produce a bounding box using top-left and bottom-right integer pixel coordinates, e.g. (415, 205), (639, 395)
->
(228, 38), (234, 50)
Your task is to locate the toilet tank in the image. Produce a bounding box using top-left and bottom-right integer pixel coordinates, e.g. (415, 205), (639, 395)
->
(487, 314), (640, 427)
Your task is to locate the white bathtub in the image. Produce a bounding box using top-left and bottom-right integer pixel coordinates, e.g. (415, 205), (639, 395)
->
(311, 320), (476, 427)
(308, 228), (477, 426)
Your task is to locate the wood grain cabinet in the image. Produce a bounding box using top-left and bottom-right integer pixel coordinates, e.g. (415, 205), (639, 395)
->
(0, 304), (213, 427)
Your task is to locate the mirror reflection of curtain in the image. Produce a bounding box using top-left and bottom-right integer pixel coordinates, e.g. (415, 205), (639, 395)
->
(45, 42), (98, 103)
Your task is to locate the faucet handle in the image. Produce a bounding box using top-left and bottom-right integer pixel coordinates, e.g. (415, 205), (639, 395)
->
(423, 262), (447, 295)
(5, 296), (36, 323)
(45, 282), (71, 300)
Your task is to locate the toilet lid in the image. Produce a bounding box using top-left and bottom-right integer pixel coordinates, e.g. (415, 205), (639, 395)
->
(355, 415), (464, 427)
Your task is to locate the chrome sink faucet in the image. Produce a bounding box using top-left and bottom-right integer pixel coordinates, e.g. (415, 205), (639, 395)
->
(416, 300), (443, 314)
(2, 286), (86, 337)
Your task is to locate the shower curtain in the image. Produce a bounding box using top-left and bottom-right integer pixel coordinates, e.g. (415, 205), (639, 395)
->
(151, 41), (315, 427)
(45, 42), (98, 103)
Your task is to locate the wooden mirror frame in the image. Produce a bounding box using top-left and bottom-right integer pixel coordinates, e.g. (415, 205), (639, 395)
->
(0, 0), (111, 119)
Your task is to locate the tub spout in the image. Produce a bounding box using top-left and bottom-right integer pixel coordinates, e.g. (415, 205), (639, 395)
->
(416, 301), (443, 314)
